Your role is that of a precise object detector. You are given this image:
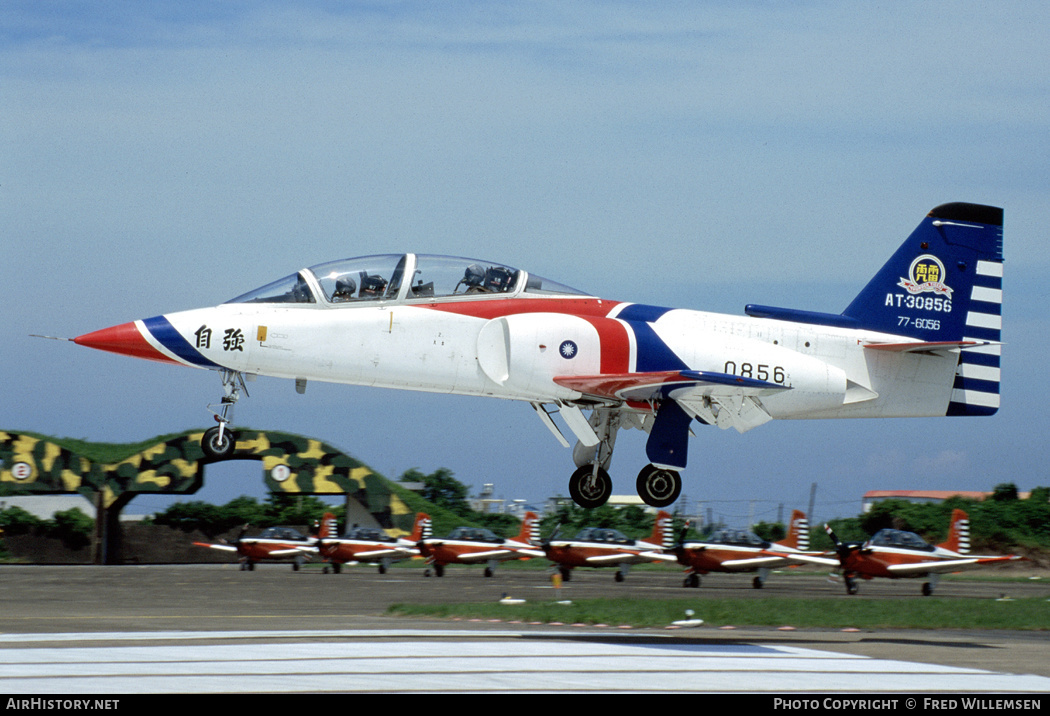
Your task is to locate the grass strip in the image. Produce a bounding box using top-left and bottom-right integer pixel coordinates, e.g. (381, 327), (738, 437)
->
(388, 596), (1050, 630)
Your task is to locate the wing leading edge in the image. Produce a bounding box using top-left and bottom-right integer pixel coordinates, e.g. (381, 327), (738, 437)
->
(554, 370), (790, 434)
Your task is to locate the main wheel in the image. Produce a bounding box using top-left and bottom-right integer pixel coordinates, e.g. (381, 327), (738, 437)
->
(569, 465), (612, 508)
(635, 464), (682, 507)
(202, 426), (236, 460)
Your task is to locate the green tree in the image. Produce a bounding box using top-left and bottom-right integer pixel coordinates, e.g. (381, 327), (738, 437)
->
(401, 468), (471, 517)
(0, 505), (43, 536)
(753, 520), (786, 542)
(991, 483), (1020, 501)
(262, 493), (331, 527)
(48, 508), (93, 549)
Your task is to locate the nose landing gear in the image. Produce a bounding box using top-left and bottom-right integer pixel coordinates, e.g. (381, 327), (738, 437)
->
(201, 369), (247, 460)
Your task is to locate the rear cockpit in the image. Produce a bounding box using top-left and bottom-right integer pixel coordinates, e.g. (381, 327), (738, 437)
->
(226, 253), (589, 306)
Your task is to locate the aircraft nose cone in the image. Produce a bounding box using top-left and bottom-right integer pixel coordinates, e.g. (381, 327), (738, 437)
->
(73, 321), (175, 364)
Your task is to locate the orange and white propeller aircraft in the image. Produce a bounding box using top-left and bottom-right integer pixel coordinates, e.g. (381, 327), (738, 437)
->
(416, 511), (543, 577)
(675, 509), (813, 589)
(193, 525), (317, 571)
(315, 512), (427, 574)
(72, 203), (1004, 509)
(802, 509), (1023, 595)
(542, 510), (676, 582)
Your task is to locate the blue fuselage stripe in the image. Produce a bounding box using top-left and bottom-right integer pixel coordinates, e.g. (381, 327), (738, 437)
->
(143, 315), (223, 368)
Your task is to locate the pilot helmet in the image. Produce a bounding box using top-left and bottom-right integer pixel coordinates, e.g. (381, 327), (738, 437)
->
(333, 275), (357, 301)
(463, 263), (486, 287)
(360, 274), (388, 297)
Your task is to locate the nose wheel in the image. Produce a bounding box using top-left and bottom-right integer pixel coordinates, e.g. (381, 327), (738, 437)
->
(568, 464), (612, 508)
(201, 369), (246, 460)
(202, 425), (236, 460)
(636, 464), (682, 508)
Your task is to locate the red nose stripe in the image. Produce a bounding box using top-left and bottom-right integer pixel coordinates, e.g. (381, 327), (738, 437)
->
(73, 322), (180, 365)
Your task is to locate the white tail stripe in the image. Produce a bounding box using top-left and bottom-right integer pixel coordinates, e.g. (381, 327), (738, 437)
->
(950, 389), (1000, 408)
(970, 285), (1002, 304)
(957, 519), (971, 554)
(976, 260), (1003, 278)
(965, 312), (1001, 330)
(958, 363), (1000, 382)
(796, 518), (810, 550)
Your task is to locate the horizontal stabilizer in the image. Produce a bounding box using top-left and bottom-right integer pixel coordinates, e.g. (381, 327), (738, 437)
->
(864, 340), (1000, 354)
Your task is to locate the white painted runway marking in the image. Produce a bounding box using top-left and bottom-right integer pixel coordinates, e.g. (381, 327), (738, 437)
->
(1, 630), (1048, 693)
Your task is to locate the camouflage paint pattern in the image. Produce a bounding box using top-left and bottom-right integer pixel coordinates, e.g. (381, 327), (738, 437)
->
(0, 429), (415, 534)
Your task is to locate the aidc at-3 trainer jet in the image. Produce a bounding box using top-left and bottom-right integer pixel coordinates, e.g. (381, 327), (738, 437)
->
(73, 203), (1003, 509)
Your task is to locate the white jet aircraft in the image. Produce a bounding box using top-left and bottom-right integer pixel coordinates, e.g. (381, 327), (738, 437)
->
(74, 203), (1003, 509)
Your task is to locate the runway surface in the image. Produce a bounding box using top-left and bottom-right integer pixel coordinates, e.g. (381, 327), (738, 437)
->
(1, 564), (1047, 693)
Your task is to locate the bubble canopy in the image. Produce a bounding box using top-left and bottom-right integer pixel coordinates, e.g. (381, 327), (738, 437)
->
(226, 253), (590, 305)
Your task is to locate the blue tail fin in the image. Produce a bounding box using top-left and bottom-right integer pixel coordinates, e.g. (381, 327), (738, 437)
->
(843, 202), (1003, 416)
(842, 203), (1003, 342)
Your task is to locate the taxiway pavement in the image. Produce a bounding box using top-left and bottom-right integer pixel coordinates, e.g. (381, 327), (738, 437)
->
(0, 564), (1047, 693)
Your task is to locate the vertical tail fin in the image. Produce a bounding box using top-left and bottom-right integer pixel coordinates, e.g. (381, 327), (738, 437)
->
(319, 512), (337, 540)
(650, 510), (674, 550)
(409, 513), (431, 542)
(842, 203), (1003, 416)
(938, 509), (971, 554)
(780, 510), (809, 550)
(517, 512), (540, 545)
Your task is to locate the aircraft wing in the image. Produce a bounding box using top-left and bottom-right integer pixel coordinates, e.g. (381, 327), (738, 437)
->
(193, 542), (238, 552)
(455, 549), (513, 562)
(353, 548), (406, 559)
(762, 550), (841, 568)
(554, 370), (789, 434)
(516, 548), (546, 558)
(887, 555), (1022, 576)
(554, 370), (788, 403)
(584, 551), (677, 566)
(267, 547), (317, 557)
(718, 555), (799, 570)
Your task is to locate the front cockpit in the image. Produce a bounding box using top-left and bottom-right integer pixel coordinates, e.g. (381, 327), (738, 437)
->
(446, 527), (501, 543)
(574, 527), (633, 545)
(226, 253), (589, 306)
(868, 529), (936, 552)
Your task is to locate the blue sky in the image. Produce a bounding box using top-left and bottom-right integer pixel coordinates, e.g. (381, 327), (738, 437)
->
(3, 3), (1049, 527)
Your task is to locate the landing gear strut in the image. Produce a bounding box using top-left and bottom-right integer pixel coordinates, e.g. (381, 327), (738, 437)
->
(201, 369), (246, 460)
(568, 464), (612, 508)
(635, 464), (682, 508)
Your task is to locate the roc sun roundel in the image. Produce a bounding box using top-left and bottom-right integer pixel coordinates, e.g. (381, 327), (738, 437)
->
(74, 203), (1004, 509)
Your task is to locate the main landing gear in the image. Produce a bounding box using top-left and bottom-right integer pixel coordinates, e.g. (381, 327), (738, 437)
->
(568, 462), (682, 509)
(635, 464), (682, 508)
(563, 400), (690, 509)
(568, 464), (612, 509)
(201, 369), (247, 460)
